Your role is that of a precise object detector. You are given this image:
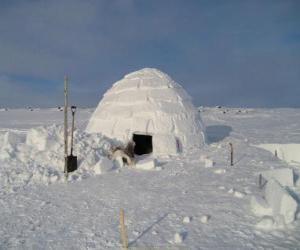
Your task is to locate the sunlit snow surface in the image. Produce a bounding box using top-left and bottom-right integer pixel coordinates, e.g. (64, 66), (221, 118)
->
(0, 107), (300, 249)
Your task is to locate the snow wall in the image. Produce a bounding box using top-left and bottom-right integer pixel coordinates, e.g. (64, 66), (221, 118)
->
(256, 144), (300, 166)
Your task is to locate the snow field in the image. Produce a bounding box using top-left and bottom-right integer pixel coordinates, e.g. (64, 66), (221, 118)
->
(0, 108), (300, 248)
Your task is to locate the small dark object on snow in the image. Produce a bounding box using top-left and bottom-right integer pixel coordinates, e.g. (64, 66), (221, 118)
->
(66, 106), (78, 173)
(66, 154), (77, 172)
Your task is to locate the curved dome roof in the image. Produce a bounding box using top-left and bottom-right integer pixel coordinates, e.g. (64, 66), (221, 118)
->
(86, 68), (205, 154)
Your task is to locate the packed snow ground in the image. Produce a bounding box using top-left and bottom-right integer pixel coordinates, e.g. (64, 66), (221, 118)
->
(0, 107), (300, 249)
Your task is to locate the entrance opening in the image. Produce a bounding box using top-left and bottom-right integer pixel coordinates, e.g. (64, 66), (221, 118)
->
(133, 134), (153, 155)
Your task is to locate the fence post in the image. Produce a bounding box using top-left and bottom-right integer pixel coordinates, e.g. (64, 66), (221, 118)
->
(229, 143), (233, 166)
(120, 209), (128, 250)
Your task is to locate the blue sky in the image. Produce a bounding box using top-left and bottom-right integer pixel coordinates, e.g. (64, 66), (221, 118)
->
(0, 0), (299, 108)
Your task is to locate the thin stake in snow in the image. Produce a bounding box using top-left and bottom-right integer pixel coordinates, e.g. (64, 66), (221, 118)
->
(64, 76), (69, 178)
(229, 142), (234, 166)
(120, 209), (128, 250)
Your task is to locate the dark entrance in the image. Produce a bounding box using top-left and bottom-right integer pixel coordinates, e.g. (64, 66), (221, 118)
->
(132, 134), (153, 155)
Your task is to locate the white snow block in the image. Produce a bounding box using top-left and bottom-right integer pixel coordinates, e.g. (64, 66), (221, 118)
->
(256, 144), (300, 165)
(256, 216), (276, 231)
(153, 134), (178, 156)
(265, 179), (298, 224)
(200, 215), (210, 224)
(204, 158), (214, 168)
(93, 158), (114, 174)
(135, 158), (156, 170)
(250, 195), (272, 216)
(174, 232), (184, 244)
(183, 216), (192, 223)
(260, 168), (294, 187)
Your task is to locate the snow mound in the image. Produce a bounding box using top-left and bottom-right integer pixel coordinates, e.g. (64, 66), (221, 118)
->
(0, 125), (115, 193)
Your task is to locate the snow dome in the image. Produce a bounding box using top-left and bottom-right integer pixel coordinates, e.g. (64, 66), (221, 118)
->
(86, 68), (206, 156)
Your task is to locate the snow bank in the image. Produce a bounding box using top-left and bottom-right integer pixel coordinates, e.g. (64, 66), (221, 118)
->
(0, 125), (115, 193)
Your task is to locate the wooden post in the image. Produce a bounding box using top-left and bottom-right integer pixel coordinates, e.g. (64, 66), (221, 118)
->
(64, 76), (69, 178)
(275, 150), (278, 158)
(229, 142), (233, 166)
(120, 209), (128, 250)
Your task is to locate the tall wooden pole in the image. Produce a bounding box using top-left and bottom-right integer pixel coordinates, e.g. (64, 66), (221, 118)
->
(64, 76), (69, 177)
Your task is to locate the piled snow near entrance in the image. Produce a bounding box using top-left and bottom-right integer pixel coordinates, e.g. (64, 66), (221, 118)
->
(0, 125), (115, 193)
(86, 68), (205, 155)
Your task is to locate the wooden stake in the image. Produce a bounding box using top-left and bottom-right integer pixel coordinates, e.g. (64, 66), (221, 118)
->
(64, 76), (69, 178)
(229, 142), (233, 166)
(120, 209), (128, 250)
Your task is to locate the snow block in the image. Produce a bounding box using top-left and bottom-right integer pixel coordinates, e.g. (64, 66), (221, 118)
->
(200, 215), (210, 224)
(183, 216), (192, 223)
(135, 158), (156, 170)
(174, 232), (184, 244)
(256, 216), (276, 231)
(264, 179), (298, 224)
(204, 158), (214, 168)
(259, 168), (294, 187)
(250, 195), (273, 217)
(93, 158), (114, 174)
(153, 134), (178, 156)
(256, 144), (300, 166)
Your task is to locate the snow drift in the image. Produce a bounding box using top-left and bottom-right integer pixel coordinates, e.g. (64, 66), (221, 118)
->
(0, 125), (115, 193)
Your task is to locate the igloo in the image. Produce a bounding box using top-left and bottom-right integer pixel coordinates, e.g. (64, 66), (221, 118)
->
(86, 68), (206, 156)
